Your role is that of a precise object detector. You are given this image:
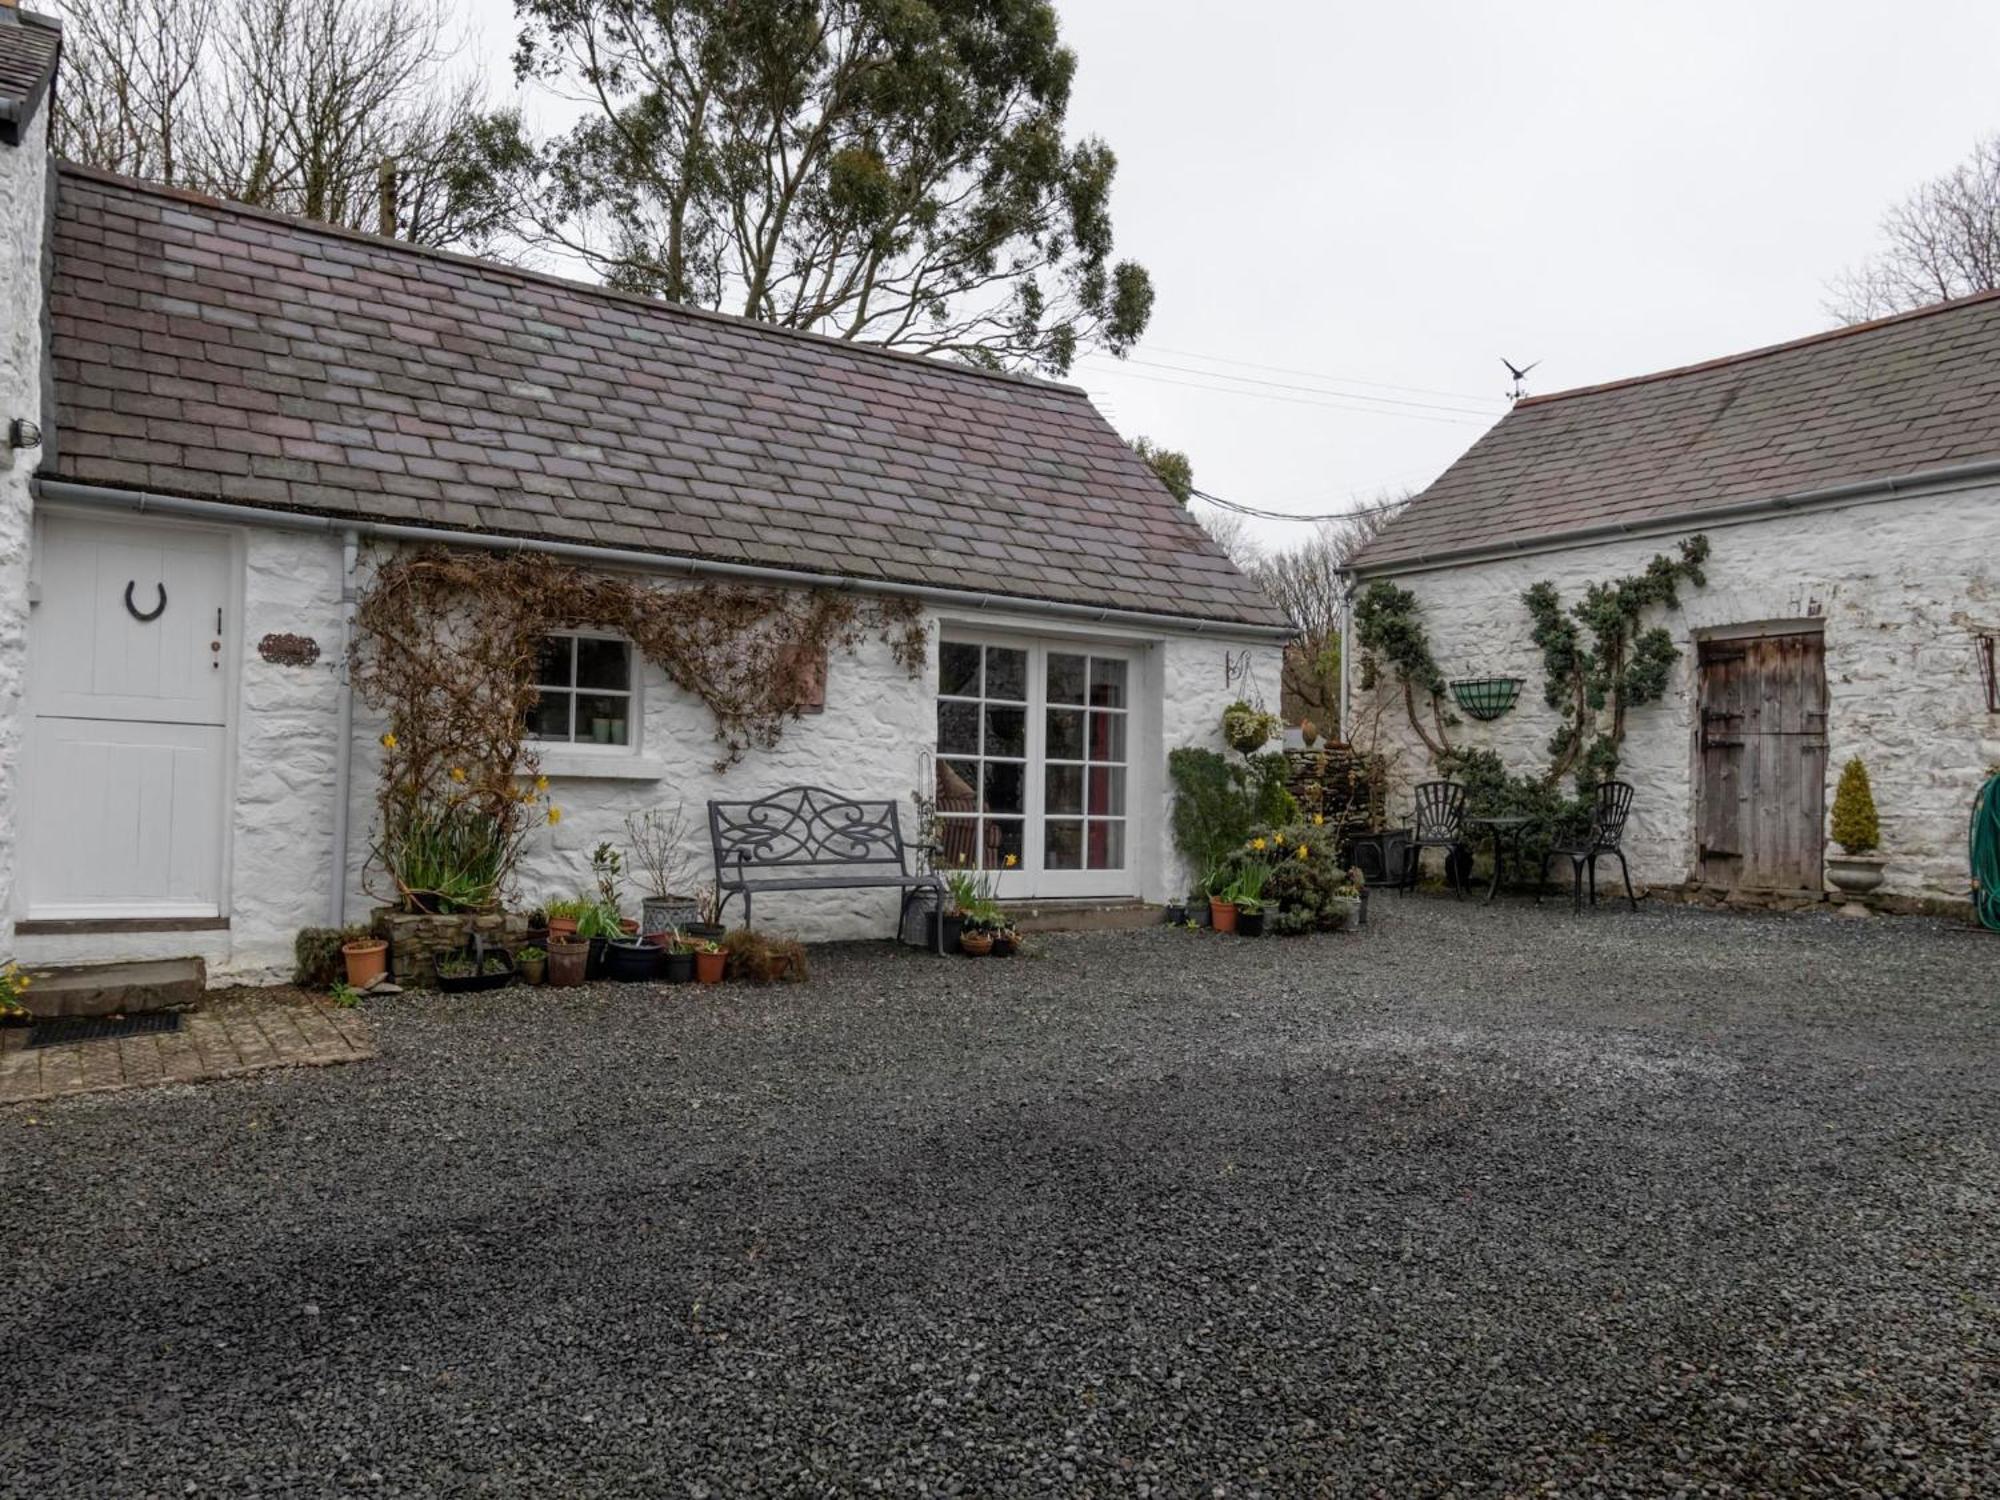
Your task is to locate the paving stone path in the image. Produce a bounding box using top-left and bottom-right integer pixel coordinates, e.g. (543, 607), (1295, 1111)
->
(0, 998), (373, 1105)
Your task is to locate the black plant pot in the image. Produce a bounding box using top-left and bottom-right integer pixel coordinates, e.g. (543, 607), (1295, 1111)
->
(684, 923), (727, 944)
(435, 948), (515, 993)
(606, 938), (660, 983)
(926, 911), (963, 954)
(1237, 910), (1266, 938)
(584, 936), (612, 980)
(1163, 902), (1189, 926)
(991, 932), (1017, 957)
(663, 950), (695, 984)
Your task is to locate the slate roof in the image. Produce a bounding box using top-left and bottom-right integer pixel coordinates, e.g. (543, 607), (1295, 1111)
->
(45, 166), (1287, 631)
(1353, 290), (2000, 571)
(0, 9), (60, 144)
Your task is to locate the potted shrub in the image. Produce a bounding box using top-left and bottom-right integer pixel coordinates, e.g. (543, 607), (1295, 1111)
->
(1826, 757), (1886, 915)
(720, 929), (807, 983)
(547, 936), (589, 987)
(605, 936), (660, 983)
(1233, 862), (1271, 937)
(517, 945), (547, 985)
(693, 940), (726, 984)
(1162, 899), (1189, 926)
(991, 924), (1021, 957)
(342, 934), (389, 988)
(576, 902), (624, 979)
(627, 802), (700, 939)
(959, 911), (996, 956)
(685, 884), (727, 944)
(1207, 870), (1239, 935)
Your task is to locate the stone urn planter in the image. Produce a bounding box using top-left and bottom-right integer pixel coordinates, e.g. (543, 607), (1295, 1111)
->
(1825, 853), (1886, 918)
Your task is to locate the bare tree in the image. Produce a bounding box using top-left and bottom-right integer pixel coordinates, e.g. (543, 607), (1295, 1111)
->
(56, 0), (505, 250)
(1828, 134), (2000, 323)
(1249, 496), (1407, 736)
(1190, 503), (1263, 576)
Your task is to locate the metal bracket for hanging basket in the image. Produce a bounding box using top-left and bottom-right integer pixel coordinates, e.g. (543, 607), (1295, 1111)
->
(1449, 676), (1524, 721)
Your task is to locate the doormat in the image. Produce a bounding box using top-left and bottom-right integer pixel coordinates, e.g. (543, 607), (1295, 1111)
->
(26, 1011), (184, 1050)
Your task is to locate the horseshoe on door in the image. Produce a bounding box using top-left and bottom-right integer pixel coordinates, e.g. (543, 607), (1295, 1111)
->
(124, 580), (167, 623)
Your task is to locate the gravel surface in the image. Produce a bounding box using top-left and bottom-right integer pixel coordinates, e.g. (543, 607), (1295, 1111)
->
(3, 898), (1997, 1497)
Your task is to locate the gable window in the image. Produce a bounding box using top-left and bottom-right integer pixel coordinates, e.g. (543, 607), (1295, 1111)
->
(527, 632), (635, 747)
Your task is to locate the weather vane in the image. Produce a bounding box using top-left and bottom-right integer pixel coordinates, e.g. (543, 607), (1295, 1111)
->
(1502, 358), (1540, 402)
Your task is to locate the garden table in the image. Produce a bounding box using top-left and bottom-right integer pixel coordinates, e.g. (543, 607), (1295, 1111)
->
(1468, 815), (1536, 905)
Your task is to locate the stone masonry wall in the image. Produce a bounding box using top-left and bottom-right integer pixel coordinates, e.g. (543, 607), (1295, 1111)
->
(0, 108), (48, 955)
(16, 521), (1281, 982)
(1358, 484), (2000, 904)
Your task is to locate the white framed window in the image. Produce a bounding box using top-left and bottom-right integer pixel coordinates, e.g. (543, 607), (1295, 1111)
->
(936, 635), (1137, 898)
(527, 632), (637, 748)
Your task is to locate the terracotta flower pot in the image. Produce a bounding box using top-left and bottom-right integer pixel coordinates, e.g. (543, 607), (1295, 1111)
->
(1209, 899), (1239, 934)
(695, 950), (725, 984)
(959, 929), (995, 956)
(546, 940), (589, 988)
(547, 917), (580, 940)
(342, 938), (388, 988)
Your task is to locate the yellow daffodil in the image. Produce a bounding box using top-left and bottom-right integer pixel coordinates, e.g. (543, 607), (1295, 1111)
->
(1297, 844), (1311, 860)
(1312, 813), (1325, 827)
(547, 806), (563, 825)
(1250, 837), (1267, 851)
(379, 731), (398, 751)
(534, 775), (549, 794)
(1273, 833), (1286, 846)
(449, 766), (467, 783)
(1004, 853), (1019, 868)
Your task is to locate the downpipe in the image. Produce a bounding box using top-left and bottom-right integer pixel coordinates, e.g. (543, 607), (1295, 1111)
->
(329, 528), (358, 927)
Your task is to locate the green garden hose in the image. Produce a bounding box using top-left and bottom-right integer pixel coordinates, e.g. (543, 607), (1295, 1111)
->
(1972, 772), (2000, 932)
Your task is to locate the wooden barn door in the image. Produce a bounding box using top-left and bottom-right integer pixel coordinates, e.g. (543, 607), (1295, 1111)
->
(1696, 632), (1828, 894)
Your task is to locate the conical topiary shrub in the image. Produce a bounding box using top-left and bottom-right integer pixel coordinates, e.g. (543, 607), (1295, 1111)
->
(1830, 757), (1880, 855)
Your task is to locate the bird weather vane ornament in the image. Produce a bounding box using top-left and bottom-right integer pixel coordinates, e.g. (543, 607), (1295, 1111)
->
(1503, 358), (1540, 402)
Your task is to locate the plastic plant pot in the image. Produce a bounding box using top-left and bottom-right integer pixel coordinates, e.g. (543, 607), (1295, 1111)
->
(342, 939), (388, 988)
(695, 950), (725, 984)
(605, 938), (660, 983)
(1208, 899), (1239, 934)
(1236, 909), (1266, 938)
(663, 950), (695, 984)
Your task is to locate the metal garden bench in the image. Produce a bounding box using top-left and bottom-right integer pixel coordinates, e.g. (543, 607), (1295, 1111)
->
(707, 786), (949, 951)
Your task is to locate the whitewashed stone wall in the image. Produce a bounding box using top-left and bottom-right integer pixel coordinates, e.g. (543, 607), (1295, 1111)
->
(14, 516), (1281, 981)
(1357, 483), (2000, 905)
(0, 107), (48, 956)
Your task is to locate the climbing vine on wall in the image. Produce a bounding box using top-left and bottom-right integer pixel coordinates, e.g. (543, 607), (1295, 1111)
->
(1353, 534), (1710, 796)
(352, 548), (930, 888)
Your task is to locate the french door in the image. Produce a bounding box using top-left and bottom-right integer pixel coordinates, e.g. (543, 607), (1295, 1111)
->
(935, 636), (1136, 898)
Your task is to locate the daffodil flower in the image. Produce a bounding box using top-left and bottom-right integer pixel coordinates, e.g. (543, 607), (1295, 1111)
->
(1312, 813), (1325, 827)
(534, 775), (550, 794)
(1004, 852), (1019, 868)
(1250, 837), (1267, 851)
(547, 806), (563, 825)
(1297, 844), (1311, 860)
(379, 731), (398, 751)
(449, 766), (467, 783)
(1273, 833), (1286, 846)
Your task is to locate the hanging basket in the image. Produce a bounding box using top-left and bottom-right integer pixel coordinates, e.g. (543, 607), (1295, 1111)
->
(1449, 676), (1525, 721)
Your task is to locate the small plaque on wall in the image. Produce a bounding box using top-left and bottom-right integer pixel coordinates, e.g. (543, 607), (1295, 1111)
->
(258, 632), (321, 667)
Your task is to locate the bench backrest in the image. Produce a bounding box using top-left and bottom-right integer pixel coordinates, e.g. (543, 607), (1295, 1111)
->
(708, 787), (910, 877)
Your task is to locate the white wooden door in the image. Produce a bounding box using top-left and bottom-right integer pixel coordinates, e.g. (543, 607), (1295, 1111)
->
(23, 515), (234, 919)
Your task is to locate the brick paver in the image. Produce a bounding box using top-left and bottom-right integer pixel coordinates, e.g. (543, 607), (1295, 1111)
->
(0, 999), (374, 1106)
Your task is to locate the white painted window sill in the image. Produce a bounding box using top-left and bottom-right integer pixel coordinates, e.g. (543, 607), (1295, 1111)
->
(532, 753), (667, 782)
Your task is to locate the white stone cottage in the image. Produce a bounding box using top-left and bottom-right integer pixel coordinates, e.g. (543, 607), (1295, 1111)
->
(0, 17), (1289, 982)
(1347, 296), (2000, 912)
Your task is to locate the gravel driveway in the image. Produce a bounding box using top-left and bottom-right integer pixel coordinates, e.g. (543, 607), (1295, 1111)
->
(4, 899), (1996, 1496)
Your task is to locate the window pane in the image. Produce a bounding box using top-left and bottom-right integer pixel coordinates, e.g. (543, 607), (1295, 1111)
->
(576, 637), (630, 690)
(937, 816), (981, 870)
(984, 818), (1023, 870)
(982, 760), (1024, 816)
(577, 693), (630, 745)
(1045, 819), (1082, 870)
(534, 637), (573, 687)
(1087, 819), (1125, 870)
(525, 689), (572, 741)
(937, 759), (981, 814)
(938, 641), (981, 697)
(985, 647), (1027, 702)
(1088, 711), (1127, 763)
(1045, 763), (1083, 815)
(984, 705), (1026, 758)
(938, 701), (980, 755)
(1046, 707), (1085, 761)
(1047, 653), (1087, 704)
(1087, 765), (1126, 817)
(1089, 658), (1128, 708)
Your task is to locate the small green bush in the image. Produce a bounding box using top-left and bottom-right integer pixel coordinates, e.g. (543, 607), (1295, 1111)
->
(293, 924), (375, 988)
(1831, 758), (1880, 854)
(1211, 823), (1359, 934)
(1169, 747), (1298, 895)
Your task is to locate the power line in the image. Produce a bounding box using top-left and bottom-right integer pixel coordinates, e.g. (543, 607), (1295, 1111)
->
(1084, 352), (1504, 418)
(1189, 486), (1416, 525)
(1133, 344), (1503, 406)
(1083, 365), (1490, 426)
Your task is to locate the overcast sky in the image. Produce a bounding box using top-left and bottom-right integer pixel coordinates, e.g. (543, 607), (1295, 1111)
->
(459, 0), (2000, 552)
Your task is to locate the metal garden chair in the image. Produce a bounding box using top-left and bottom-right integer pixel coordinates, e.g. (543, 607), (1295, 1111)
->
(1407, 780), (1470, 898)
(1538, 780), (1638, 912)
